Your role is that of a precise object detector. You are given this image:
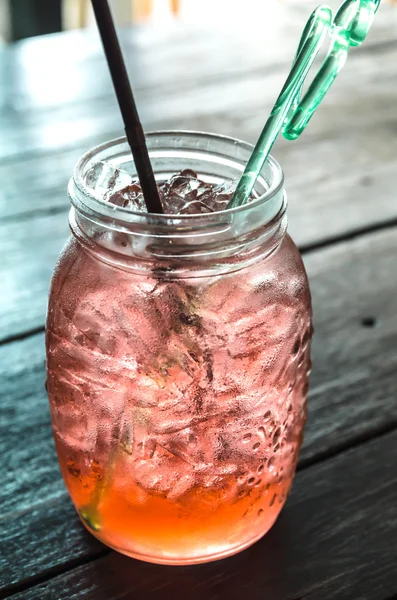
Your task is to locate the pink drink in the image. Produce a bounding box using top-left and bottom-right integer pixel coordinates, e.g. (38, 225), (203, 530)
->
(46, 132), (312, 564)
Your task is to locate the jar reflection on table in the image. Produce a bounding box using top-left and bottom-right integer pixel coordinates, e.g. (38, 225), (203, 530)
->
(46, 132), (312, 565)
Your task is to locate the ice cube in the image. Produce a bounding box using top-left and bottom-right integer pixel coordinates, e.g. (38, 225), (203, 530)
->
(107, 183), (148, 212)
(178, 200), (213, 215)
(168, 177), (236, 214)
(166, 173), (199, 197)
(197, 180), (235, 211)
(133, 446), (195, 498)
(161, 170), (203, 213)
(179, 169), (198, 178)
(85, 161), (134, 201)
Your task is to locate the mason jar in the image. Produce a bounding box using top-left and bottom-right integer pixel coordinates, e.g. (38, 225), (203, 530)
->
(46, 131), (312, 565)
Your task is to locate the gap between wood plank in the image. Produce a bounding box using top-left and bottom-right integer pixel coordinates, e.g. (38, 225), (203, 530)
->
(0, 326), (46, 347)
(0, 549), (112, 600)
(299, 216), (397, 254)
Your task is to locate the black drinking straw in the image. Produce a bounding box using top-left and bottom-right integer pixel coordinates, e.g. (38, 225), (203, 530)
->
(91, 0), (163, 213)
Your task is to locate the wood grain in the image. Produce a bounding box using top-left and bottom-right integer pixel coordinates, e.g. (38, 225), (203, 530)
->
(1, 225), (397, 594)
(0, 5), (394, 116)
(5, 429), (397, 600)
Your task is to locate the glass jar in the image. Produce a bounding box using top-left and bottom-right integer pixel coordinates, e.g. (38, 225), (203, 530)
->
(46, 131), (312, 565)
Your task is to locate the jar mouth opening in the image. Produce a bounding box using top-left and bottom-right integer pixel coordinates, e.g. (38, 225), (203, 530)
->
(72, 131), (284, 225)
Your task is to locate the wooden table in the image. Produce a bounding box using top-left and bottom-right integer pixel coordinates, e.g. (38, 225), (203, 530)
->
(1, 5), (397, 599)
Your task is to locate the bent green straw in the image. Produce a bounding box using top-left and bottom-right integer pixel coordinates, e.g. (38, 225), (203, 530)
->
(228, 0), (381, 209)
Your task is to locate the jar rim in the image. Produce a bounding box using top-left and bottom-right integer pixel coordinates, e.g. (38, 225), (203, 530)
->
(71, 130), (284, 225)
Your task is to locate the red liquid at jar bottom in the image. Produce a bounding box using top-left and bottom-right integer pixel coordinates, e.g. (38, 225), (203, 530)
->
(58, 440), (292, 564)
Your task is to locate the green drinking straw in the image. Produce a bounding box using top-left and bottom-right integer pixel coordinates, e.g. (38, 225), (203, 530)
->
(228, 0), (381, 209)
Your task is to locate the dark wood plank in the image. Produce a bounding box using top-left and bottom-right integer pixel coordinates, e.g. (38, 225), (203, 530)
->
(0, 332), (61, 517)
(0, 213), (69, 342)
(1, 225), (397, 593)
(0, 498), (106, 600)
(9, 0), (62, 42)
(6, 429), (397, 600)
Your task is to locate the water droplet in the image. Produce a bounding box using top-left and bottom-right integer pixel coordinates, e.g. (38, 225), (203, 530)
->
(248, 477), (255, 485)
(238, 490), (246, 498)
(267, 457), (275, 470)
(243, 433), (252, 443)
(274, 443), (280, 452)
(258, 508), (264, 517)
(253, 442), (260, 451)
(258, 464), (264, 475)
(258, 426), (266, 438)
(292, 338), (300, 355)
(302, 328), (311, 348)
(269, 494), (277, 507)
(263, 410), (271, 421)
(255, 479), (262, 487)
(69, 467), (81, 478)
(273, 428), (281, 444)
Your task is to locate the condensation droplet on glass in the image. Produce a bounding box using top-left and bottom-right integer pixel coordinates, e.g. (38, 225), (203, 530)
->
(273, 428), (281, 444)
(263, 410), (271, 421)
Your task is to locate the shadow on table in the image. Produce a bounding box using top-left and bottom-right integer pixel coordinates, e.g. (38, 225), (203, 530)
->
(83, 519), (290, 600)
